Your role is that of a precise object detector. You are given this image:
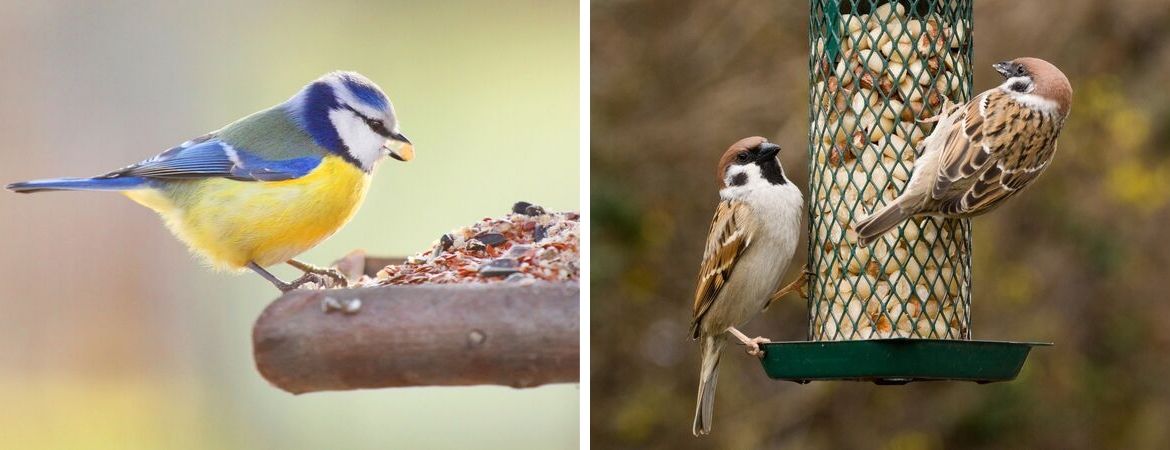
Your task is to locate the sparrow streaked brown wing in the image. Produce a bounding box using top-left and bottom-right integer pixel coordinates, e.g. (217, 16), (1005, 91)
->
(931, 89), (1064, 215)
(855, 57), (1072, 246)
(691, 199), (757, 334)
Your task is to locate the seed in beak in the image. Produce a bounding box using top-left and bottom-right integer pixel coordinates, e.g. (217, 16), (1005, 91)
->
(385, 140), (414, 162)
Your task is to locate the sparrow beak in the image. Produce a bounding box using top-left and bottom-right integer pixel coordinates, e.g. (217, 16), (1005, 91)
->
(384, 132), (414, 162)
(993, 61), (1014, 78)
(758, 143), (781, 161)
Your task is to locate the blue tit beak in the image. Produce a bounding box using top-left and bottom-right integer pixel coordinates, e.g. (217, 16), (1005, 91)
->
(384, 132), (414, 162)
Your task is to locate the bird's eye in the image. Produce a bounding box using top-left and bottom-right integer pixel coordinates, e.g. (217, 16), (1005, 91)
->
(736, 152), (750, 163)
(367, 118), (383, 128)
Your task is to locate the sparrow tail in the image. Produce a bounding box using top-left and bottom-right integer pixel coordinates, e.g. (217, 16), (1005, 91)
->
(855, 199), (912, 247)
(6, 176), (147, 193)
(693, 334), (727, 436)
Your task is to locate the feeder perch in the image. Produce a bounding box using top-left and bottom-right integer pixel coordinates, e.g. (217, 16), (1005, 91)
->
(760, 0), (1046, 384)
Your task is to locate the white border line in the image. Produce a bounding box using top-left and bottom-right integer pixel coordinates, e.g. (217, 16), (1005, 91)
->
(578, 0), (591, 446)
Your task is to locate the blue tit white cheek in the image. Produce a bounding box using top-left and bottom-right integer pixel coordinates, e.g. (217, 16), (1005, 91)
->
(329, 108), (386, 171)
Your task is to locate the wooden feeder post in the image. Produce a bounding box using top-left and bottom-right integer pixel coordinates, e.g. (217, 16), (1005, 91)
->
(252, 256), (580, 394)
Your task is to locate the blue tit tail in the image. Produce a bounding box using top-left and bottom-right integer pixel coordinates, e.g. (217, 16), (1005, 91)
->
(6, 176), (148, 193)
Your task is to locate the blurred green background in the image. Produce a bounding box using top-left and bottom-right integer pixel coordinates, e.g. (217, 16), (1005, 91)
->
(592, 0), (1170, 448)
(0, 1), (578, 449)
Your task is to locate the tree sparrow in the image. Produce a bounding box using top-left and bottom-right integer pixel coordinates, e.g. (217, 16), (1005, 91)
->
(854, 57), (1072, 246)
(690, 137), (803, 436)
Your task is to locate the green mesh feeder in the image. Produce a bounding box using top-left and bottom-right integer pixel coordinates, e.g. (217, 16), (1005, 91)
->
(759, 0), (1047, 384)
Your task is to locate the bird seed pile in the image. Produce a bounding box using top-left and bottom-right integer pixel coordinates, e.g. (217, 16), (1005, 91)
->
(808, 2), (971, 340)
(373, 202), (579, 285)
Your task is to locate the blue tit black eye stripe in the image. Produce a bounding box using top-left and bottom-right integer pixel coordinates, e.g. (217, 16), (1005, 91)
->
(341, 104), (392, 137)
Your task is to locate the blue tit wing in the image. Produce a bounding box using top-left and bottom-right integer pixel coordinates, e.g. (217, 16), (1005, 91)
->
(105, 133), (322, 182)
(8, 106), (330, 193)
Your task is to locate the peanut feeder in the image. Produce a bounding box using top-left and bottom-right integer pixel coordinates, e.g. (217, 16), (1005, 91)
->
(757, 0), (1047, 385)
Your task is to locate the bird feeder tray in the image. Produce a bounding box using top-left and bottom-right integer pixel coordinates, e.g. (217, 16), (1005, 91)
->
(251, 254), (580, 394)
(759, 339), (1049, 384)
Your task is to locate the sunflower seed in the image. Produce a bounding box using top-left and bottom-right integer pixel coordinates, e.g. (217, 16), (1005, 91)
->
(474, 232), (507, 247)
(479, 258), (520, 277)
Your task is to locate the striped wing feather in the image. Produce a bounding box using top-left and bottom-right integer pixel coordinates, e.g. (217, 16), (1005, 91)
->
(931, 90), (1061, 215)
(691, 200), (757, 337)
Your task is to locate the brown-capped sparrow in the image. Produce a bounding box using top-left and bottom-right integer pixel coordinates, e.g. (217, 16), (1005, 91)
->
(855, 57), (1072, 245)
(690, 137), (803, 436)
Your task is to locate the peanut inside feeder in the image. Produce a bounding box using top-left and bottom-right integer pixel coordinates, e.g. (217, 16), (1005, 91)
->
(808, 0), (972, 341)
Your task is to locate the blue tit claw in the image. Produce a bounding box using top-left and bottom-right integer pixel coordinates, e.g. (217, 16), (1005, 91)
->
(287, 259), (349, 289)
(248, 261), (347, 292)
(282, 272), (326, 292)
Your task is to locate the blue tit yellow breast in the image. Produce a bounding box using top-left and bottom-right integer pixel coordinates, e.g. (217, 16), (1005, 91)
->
(123, 155), (370, 270)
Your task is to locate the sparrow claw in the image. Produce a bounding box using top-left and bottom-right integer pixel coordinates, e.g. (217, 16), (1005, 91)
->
(766, 268), (810, 309)
(744, 337), (771, 358)
(728, 327), (771, 358)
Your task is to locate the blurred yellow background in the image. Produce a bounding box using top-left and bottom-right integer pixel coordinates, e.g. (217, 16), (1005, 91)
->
(0, 1), (579, 449)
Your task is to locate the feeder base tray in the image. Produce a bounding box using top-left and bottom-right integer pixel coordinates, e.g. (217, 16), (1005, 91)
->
(759, 339), (1049, 385)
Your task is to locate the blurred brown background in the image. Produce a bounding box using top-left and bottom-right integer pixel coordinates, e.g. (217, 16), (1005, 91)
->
(591, 0), (1170, 448)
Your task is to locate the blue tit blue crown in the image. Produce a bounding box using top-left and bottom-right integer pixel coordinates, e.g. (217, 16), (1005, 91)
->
(337, 72), (390, 110)
(284, 71), (409, 171)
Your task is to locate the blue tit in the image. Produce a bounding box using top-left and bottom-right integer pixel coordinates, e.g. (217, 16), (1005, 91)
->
(7, 71), (414, 292)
